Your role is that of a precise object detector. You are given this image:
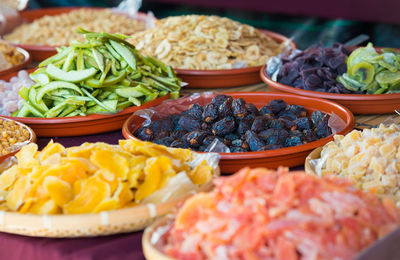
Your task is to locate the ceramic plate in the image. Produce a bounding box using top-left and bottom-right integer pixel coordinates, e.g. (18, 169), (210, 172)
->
(122, 92), (354, 173)
(0, 69), (170, 137)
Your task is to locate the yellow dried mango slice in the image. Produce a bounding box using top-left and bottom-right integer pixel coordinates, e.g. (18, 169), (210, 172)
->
(63, 176), (111, 214)
(19, 198), (34, 213)
(29, 198), (61, 214)
(6, 176), (30, 211)
(93, 198), (119, 213)
(60, 157), (97, 173)
(128, 166), (144, 188)
(0, 165), (19, 190)
(135, 157), (163, 202)
(41, 153), (61, 166)
(43, 176), (73, 207)
(15, 143), (38, 169)
(66, 142), (95, 159)
(90, 148), (129, 180)
(188, 160), (213, 185)
(113, 182), (134, 207)
(38, 140), (66, 162)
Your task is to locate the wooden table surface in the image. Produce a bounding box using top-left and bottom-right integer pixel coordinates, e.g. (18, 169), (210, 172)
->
(182, 82), (400, 129)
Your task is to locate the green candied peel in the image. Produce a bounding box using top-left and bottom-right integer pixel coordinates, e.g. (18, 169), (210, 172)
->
(15, 28), (182, 118)
(337, 42), (400, 94)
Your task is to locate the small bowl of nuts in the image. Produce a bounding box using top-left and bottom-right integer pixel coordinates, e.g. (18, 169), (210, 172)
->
(0, 117), (36, 163)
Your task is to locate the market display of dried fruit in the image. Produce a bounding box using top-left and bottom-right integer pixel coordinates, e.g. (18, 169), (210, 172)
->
(134, 95), (332, 152)
(309, 124), (400, 204)
(129, 15), (284, 70)
(0, 139), (218, 214)
(146, 167), (400, 260)
(3, 9), (146, 46)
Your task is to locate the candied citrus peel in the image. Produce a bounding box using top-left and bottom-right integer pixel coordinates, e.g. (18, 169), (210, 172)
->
(0, 139), (217, 214)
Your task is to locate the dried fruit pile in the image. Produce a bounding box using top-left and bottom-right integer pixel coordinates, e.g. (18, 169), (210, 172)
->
(155, 167), (400, 260)
(0, 118), (31, 156)
(129, 15), (283, 70)
(134, 95), (332, 152)
(273, 43), (353, 93)
(313, 124), (400, 204)
(0, 139), (218, 214)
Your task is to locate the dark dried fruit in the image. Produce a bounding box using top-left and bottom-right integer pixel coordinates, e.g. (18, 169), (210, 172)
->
(285, 105), (307, 117)
(230, 147), (247, 153)
(278, 110), (298, 121)
(237, 118), (253, 136)
(135, 127), (153, 141)
(279, 118), (297, 130)
(311, 110), (325, 127)
(153, 137), (174, 146)
(178, 115), (202, 132)
(269, 119), (285, 129)
(170, 139), (190, 149)
(218, 98), (234, 118)
(232, 98), (248, 119)
(259, 129), (288, 145)
(187, 103), (203, 120)
(184, 130), (207, 148)
(260, 105), (273, 116)
(245, 130), (266, 151)
(294, 117), (311, 131)
(303, 129), (318, 143)
(232, 139), (249, 150)
(245, 103), (259, 115)
(202, 103), (218, 123)
(316, 115), (332, 138)
(267, 99), (286, 114)
(211, 94), (231, 107)
(154, 130), (170, 140)
(212, 116), (236, 136)
(285, 136), (303, 147)
(203, 136), (218, 147)
(170, 129), (186, 140)
(251, 116), (270, 133)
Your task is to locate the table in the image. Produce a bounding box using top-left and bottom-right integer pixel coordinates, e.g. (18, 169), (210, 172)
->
(1, 82), (399, 260)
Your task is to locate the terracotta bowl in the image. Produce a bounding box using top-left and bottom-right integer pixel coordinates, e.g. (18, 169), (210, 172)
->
(177, 29), (296, 88)
(260, 47), (400, 115)
(11, 7), (149, 61)
(122, 92), (354, 173)
(0, 69), (170, 137)
(0, 46), (31, 77)
(0, 116), (36, 164)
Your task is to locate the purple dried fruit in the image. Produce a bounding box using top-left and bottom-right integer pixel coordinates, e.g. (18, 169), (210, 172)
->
(245, 130), (265, 151)
(184, 130), (207, 148)
(267, 99), (286, 114)
(135, 127), (153, 141)
(187, 103), (203, 120)
(232, 98), (248, 119)
(212, 116), (236, 136)
(202, 103), (218, 123)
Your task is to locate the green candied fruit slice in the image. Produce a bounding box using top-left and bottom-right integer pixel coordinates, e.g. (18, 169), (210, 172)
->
(347, 43), (378, 69)
(375, 70), (400, 85)
(348, 61), (375, 84)
(46, 64), (97, 83)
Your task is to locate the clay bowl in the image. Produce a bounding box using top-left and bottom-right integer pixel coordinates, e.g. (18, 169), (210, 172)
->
(0, 69), (169, 137)
(260, 47), (400, 115)
(0, 116), (36, 164)
(175, 29), (296, 88)
(0, 46), (31, 77)
(122, 92), (354, 173)
(10, 7), (149, 61)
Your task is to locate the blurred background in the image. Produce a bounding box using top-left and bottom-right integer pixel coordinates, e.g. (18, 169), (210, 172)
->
(26, 0), (400, 49)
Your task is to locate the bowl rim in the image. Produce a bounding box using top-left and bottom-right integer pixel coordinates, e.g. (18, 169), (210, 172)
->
(260, 63), (400, 101)
(174, 29), (296, 75)
(122, 91), (355, 160)
(0, 46), (31, 77)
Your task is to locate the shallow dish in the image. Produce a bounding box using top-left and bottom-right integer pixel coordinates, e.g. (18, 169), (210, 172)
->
(176, 29), (296, 88)
(122, 92), (354, 173)
(0, 69), (169, 137)
(11, 7), (149, 61)
(0, 116), (36, 164)
(0, 196), (193, 238)
(260, 53), (400, 115)
(0, 46), (31, 77)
